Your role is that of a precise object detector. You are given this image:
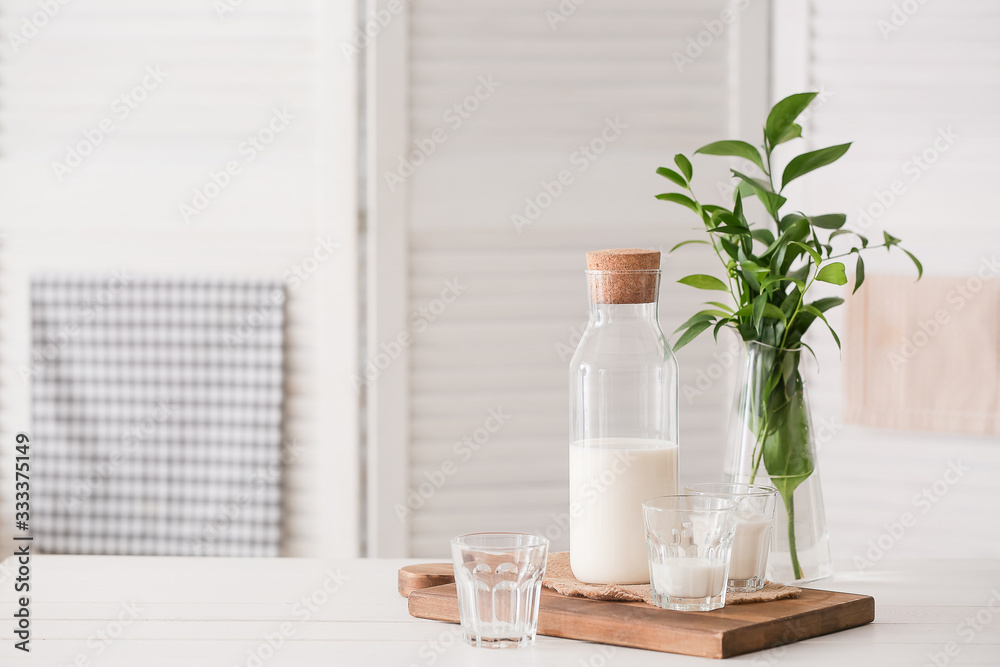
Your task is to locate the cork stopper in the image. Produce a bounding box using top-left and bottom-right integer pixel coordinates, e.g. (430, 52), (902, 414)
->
(585, 248), (660, 304)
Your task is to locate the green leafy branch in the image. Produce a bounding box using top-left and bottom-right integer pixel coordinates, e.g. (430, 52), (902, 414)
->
(655, 92), (922, 581)
(656, 92), (922, 355)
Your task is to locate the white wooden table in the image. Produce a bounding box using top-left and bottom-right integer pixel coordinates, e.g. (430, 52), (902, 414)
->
(0, 556), (997, 665)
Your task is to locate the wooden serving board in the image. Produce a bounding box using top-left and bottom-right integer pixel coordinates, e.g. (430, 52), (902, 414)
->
(399, 564), (875, 659)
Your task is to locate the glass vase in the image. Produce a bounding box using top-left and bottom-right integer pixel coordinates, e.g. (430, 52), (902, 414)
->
(723, 341), (832, 584)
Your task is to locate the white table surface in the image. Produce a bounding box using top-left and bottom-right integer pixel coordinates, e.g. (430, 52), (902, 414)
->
(0, 556), (998, 666)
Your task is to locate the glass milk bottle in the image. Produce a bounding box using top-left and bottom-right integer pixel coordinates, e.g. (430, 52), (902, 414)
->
(569, 249), (679, 584)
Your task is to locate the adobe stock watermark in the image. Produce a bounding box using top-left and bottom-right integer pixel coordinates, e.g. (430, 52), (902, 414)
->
(673, 0), (751, 73)
(878, 0), (932, 41)
(353, 278), (467, 391)
(235, 568), (351, 667)
(384, 75), (501, 193)
(5, 0), (72, 55)
(52, 66), (168, 182)
(405, 627), (463, 667)
(555, 322), (587, 363)
(192, 439), (303, 555)
(855, 126), (958, 232)
(512, 116), (628, 233)
(222, 235), (339, 347)
(887, 253), (999, 369)
(747, 618), (810, 667)
(853, 459), (969, 571)
(19, 270), (133, 383)
(213, 0), (246, 19)
(923, 589), (1000, 667)
(394, 407), (510, 523)
(546, 0), (586, 31)
(179, 107), (295, 223)
(63, 402), (174, 512)
(340, 0), (407, 61)
(536, 448), (640, 544)
(681, 337), (741, 405)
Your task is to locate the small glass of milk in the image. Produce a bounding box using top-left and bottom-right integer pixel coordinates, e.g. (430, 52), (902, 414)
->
(686, 483), (778, 592)
(642, 495), (739, 611)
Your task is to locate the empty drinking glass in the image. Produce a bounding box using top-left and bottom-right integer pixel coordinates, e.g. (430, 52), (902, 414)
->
(687, 483), (778, 592)
(451, 533), (549, 648)
(642, 495), (739, 611)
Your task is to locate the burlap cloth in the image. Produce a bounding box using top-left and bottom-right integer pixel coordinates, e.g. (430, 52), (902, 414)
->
(542, 552), (801, 606)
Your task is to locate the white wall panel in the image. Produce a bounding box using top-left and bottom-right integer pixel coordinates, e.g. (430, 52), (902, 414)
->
(369, 0), (769, 557)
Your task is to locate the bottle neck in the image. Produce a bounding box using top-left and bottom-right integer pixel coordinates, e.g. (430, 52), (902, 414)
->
(588, 301), (659, 326)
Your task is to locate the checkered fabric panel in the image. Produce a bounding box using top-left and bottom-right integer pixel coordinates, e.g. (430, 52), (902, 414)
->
(31, 274), (285, 557)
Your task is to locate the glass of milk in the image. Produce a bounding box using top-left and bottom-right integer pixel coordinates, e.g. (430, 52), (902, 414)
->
(642, 495), (739, 611)
(451, 533), (549, 648)
(687, 483), (778, 592)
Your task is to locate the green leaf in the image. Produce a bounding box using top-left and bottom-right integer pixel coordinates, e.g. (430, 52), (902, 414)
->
(674, 319), (712, 351)
(655, 192), (699, 213)
(713, 317), (731, 342)
(709, 225), (752, 236)
(803, 305), (842, 349)
(674, 154), (693, 181)
(765, 92), (818, 147)
(808, 214), (847, 230)
(712, 210), (746, 229)
(779, 212), (806, 233)
(669, 239), (711, 253)
(810, 297), (844, 313)
(678, 274), (729, 291)
(763, 303), (787, 323)
(790, 241), (821, 267)
(904, 249), (924, 279)
(705, 301), (734, 313)
(781, 143), (852, 189)
(752, 293), (767, 331)
(883, 231), (902, 248)
(736, 180), (757, 200)
(656, 166), (688, 189)
(853, 255), (865, 294)
(774, 123), (802, 145)
(751, 229), (776, 246)
(674, 312), (717, 334)
(720, 238), (739, 260)
(761, 275), (805, 293)
(815, 262), (848, 285)
(732, 170), (787, 219)
(695, 140), (765, 172)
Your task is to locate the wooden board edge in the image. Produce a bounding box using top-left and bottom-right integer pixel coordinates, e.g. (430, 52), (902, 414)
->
(720, 594), (876, 658)
(408, 584), (728, 659)
(398, 563), (455, 597)
(403, 570), (878, 661)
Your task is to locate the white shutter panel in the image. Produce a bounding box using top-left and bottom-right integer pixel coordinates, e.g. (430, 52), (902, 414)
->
(774, 0), (1000, 560)
(369, 0), (770, 557)
(0, 0), (359, 557)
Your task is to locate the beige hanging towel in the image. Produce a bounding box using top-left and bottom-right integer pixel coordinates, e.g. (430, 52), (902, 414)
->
(845, 273), (1000, 435)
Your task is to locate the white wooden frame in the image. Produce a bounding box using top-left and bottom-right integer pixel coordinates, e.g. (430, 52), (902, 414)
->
(314, 0), (362, 557)
(733, 0), (773, 137)
(771, 0), (811, 104)
(365, 0), (410, 557)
